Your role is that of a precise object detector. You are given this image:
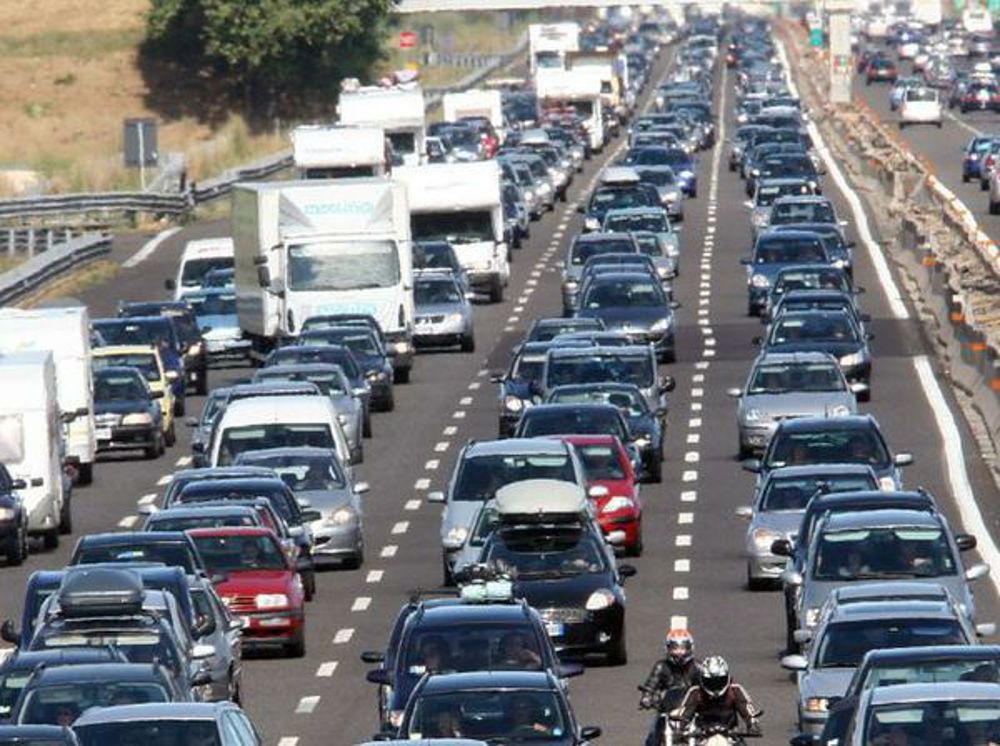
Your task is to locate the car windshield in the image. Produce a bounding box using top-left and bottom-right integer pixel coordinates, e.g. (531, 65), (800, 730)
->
(760, 473), (875, 511)
(412, 211), (494, 245)
(767, 428), (890, 468)
(550, 389), (646, 416)
(754, 238), (826, 263)
(408, 690), (566, 742)
(288, 240), (401, 292)
(576, 443), (627, 480)
(19, 682), (170, 725)
(512, 356), (546, 386)
(453, 454), (576, 501)
(93, 354), (159, 383)
(591, 188), (655, 211)
(582, 279), (665, 308)
(237, 452), (346, 491)
(416, 280), (462, 304)
(637, 169), (676, 186)
(267, 348), (360, 379)
(814, 527), (957, 580)
(547, 354), (654, 388)
(402, 624), (544, 677)
(0, 670), (31, 718)
(95, 372), (147, 401)
(191, 533), (287, 573)
(817, 620), (967, 668)
(185, 293), (236, 318)
(756, 183), (812, 206)
(530, 321), (600, 341)
(414, 244), (458, 271)
(149, 513), (258, 532)
(32, 629), (180, 673)
(775, 269), (850, 293)
(75, 543), (196, 574)
(519, 409), (625, 439)
(217, 424), (333, 465)
(255, 369), (348, 397)
(748, 362), (845, 393)
(301, 330), (379, 356)
(181, 257), (233, 287)
(75, 721), (222, 746)
(864, 701), (1000, 746)
(571, 239), (636, 265)
(861, 659), (1000, 691)
(605, 214), (670, 233)
(487, 528), (607, 578)
(771, 203), (835, 223)
(94, 321), (175, 350)
(770, 316), (859, 344)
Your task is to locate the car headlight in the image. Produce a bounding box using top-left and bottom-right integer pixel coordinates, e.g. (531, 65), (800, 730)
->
(122, 413), (153, 426)
(504, 395), (525, 413)
(601, 496), (634, 514)
(743, 407), (764, 422)
(0, 507), (16, 521)
(827, 404), (852, 417)
(805, 607), (821, 627)
(327, 508), (354, 526)
(524, 188), (535, 201)
(650, 317), (672, 333)
(446, 313), (464, 325)
(752, 212), (768, 227)
(750, 274), (770, 289)
(805, 697), (829, 713)
(634, 435), (651, 448)
(584, 217), (601, 231)
(393, 341), (410, 354)
(585, 589), (616, 611)
(538, 182), (552, 195)
(444, 526), (469, 549)
(752, 528), (781, 552)
(188, 342), (203, 356)
(664, 190), (680, 202)
(839, 352), (864, 367)
(878, 476), (896, 491)
(366, 370), (387, 381)
(256, 593), (289, 609)
(680, 169), (694, 179)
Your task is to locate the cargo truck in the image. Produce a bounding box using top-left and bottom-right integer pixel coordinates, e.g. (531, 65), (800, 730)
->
(338, 86), (426, 167)
(529, 22), (581, 75)
(536, 69), (605, 153)
(291, 125), (391, 180)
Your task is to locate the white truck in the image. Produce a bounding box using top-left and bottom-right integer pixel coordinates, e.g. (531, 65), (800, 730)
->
(912, 0), (942, 28)
(166, 237), (235, 299)
(0, 307), (95, 485)
(567, 51), (630, 122)
(338, 86), (426, 167)
(0, 350), (68, 548)
(395, 161), (509, 303)
(962, 6), (993, 35)
(291, 125), (390, 180)
(232, 179), (415, 378)
(529, 22), (581, 75)
(536, 69), (605, 153)
(442, 89), (504, 133)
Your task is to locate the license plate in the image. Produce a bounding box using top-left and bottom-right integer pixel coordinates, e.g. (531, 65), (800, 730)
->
(95, 428), (112, 440)
(545, 622), (565, 637)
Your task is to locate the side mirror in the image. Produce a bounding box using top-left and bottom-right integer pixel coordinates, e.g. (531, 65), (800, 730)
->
(427, 491), (446, 504)
(10, 479), (25, 490)
(966, 562), (991, 582)
(165, 278), (177, 291)
(727, 387), (742, 398)
(618, 563), (637, 578)
(581, 726), (603, 741)
(365, 669), (392, 686)
(977, 622), (997, 637)
(606, 530), (627, 546)
(792, 629), (813, 645)
(865, 332), (876, 341)
(191, 643), (215, 660)
(956, 534), (977, 552)
(360, 650), (385, 664)
(781, 653), (809, 671)
(137, 503), (158, 516)
(559, 662), (585, 679)
(659, 375), (676, 392)
(894, 453), (914, 466)
(669, 301), (682, 310)
(588, 485), (610, 498)
(354, 481), (370, 494)
(742, 459), (762, 473)
(734, 505), (753, 520)
(256, 265), (271, 288)
(782, 569), (804, 587)
(0, 619), (19, 644)
(771, 538), (793, 557)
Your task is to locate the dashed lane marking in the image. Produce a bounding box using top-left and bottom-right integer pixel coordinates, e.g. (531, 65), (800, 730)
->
(676, 535), (692, 547)
(674, 559), (691, 573)
(366, 570), (384, 583)
(684, 452), (699, 463)
(673, 587), (689, 600)
(690, 402), (702, 412)
(379, 545), (397, 558)
(678, 512), (694, 524)
(414, 478), (430, 490)
(689, 418), (702, 428)
(681, 490), (697, 502)
(443, 426), (458, 436)
(391, 521), (409, 535)
(334, 628), (354, 644)
(156, 475), (171, 486)
(682, 470), (698, 482)
(434, 442), (450, 453)
(118, 515), (138, 529)
(138, 493), (157, 505)
(351, 597), (372, 612)
(316, 662), (338, 677)
(691, 388), (704, 398)
(671, 615), (688, 629)
(295, 696), (320, 714)
(278, 738), (299, 746)
(453, 411), (467, 419)
(175, 456), (192, 467)
(405, 500), (421, 511)
(467, 382), (481, 391)
(686, 433), (700, 444)
(425, 460), (439, 470)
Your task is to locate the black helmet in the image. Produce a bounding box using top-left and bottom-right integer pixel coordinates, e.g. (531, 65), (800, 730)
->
(700, 656), (730, 699)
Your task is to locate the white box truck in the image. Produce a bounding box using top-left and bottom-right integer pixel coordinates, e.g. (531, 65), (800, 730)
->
(0, 350), (68, 548)
(442, 90), (504, 131)
(291, 125), (390, 180)
(232, 179), (415, 378)
(338, 86), (426, 167)
(166, 237), (235, 299)
(567, 51), (629, 122)
(0, 307), (95, 485)
(912, 0), (943, 28)
(395, 161), (509, 303)
(529, 22), (581, 75)
(536, 70), (605, 153)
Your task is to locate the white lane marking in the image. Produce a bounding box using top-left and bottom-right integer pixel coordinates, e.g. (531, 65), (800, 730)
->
(699, 290), (711, 298)
(156, 475), (171, 486)
(351, 597), (372, 612)
(123, 226), (182, 269)
(405, 499), (421, 511)
(467, 382), (481, 391)
(687, 433), (700, 444)
(697, 318), (709, 326)
(138, 493), (157, 506)
(380, 545), (397, 558)
(453, 411), (466, 419)
(695, 361), (710, 370)
(678, 512), (694, 524)
(295, 696), (320, 714)
(674, 559), (691, 572)
(434, 442), (449, 453)
(673, 587), (689, 600)
(689, 417), (702, 428)
(444, 425), (458, 436)
(333, 628), (354, 644)
(682, 470), (698, 482)
(316, 661), (338, 677)
(691, 388), (704, 398)
(504, 326), (515, 332)
(691, 402), (702, 411)
(703, 349), (716, 358)
(175, 456), (192, 467)
(699, 298), (710, 306)
(945, 111), (983, 136)
(699, 282), (711, 289)
(700, 327), (712, 336)
(684, 451), (700, 463)
(460, 396), (473, 406)
(414, 478), (430, 490)
(671, 615), (688, 629)
(514, 306), (524, 313)
(278, 738), (299, 746)
(425, 460), (439, 470)
(681, 490), (697, 502)
(692, 374), (704, 383)
(391, 521), (409, 535)
(118, 515), (138, 529)
(676, 535), (692, 547)
(914, 355), (1000, 593)
(477, 369), (489, 377)
(705, 337), (716, 347)
(366, 570), (384, 583)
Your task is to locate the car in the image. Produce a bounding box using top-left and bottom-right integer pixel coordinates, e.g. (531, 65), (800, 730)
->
(413, 241), (471, 293)
(734, 464), (880, 589)
(578, 181), (659, 233)
(543, 345), (670, 412)
(92, 318), (186, 415)
(143, 504), (265, 533)
(396, 671), (601, 744)
(187, 527), (307, 657)
(899, 86), (943, 128)
(512, 403), (636, 458)
(186, 581), (244, 704)
(0, 726), (80, 745)
(633, 166), (684, 220)
(561, 233), (641, 315)
(575, 273), (679, 363)
(865, 57), (898, 84)
(742, 231), (830, 316)
(298, 312), (412, 385)
(959, 80), (1000, 112)
(117, 302), (208, 395)
(767, 225), (855, 276)
(92, 366), (167, 460)
(428, 439), (585, 585)
(601, 207), (681, 278)
(745, 178), (817, 237)
(747, 154), (821, 198)
(0, 464), (30, 567)
(767, 196), (840, 234)
(233, 447), (367, 569)
(69, 532), (206, 576)
(889, 77), (923, 110)
(782, 590), (982, 734)
(71, 701), (262, 746)
(756, 309), (874, 399)
(186, 387), (229, 468)
(491, 341), (573, 439)
(626, 147), (697, 196)
(763, 265), (856, 321)
(963, 135), (1000, 182)
(728, 352), (860, 458)
(179, 289), (249, 363)
(526, 318), (605, 343)
(297, 329), (394, 412)
(92, 346), (176, 445)
(413, 270), (475, 352)
(478, 480), (636, 664)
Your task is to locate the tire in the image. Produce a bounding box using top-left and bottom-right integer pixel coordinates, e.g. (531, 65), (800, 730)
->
(6, 525), (26, 566)
(442, 554), (455, 587)
(747, 564), (768, 591)
(383, 390), (395, 413)
(937, 121), (943, 129)
(991, 200), (1000, 215)
(174, 398), (186, 417)
(165, 421), (176, 447)
(489, 279), (504, 303)
(285, 630), (306, 658)
(659, 349), (676, 365)
(302, 571), (316, 601)
(77, 462), (93, 486)
(59, 493), (72, 535)
(983, 179), (991, 192)
(196, 369), (208, 396)
(362, 412), (372, 439)
(964, 173), (971, 183)
(394, 367), (411, 384)
(648, 454), (663, 484)
(344, 544), (364, 570)
(43, 529), (59, 550)
(607, 626), (628, 666)
(144, 437), (161, 460)
(460, 334), (476, 353)
(627, 529), (643, 558)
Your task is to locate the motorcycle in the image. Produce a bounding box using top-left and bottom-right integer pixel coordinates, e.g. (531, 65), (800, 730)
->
(638, 686), (689, 746)
(669, 715), (764, 746)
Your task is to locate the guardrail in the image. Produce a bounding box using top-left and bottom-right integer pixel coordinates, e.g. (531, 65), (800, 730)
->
(0, 233), (111, 306)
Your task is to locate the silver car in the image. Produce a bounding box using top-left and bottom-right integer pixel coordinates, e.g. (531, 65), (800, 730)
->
(234, 447), (367, 569)
(188, 581), (244, 703)
(427, 438), (586, 584)
(634, 166), (685, 221)
(187, 388), (230, 468)
(413, 270), (475, 352)
(728, 352), (859, 458)
(735, 463), (879, 589)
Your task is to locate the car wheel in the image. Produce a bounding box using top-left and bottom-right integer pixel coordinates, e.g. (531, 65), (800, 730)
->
(174, 398), (186, 417)
(648, 456), (663, 484)
(489, 279), (504, 303)
(77, 462), (93, 486)
(144, 437), (161, 460)
(983, 179), (991, 191)
(442, 554), (455, 587)
(165, 421), (176, 447)
(344, 544), (364, 570)
(607, 626), (628, 666)
(747, 564), (768, 591)
(285, 630), (306, 658)
(393, 366), (411, 384)
(627, 529), (643, 558)
(460, 334), (476, 353)
(659, 348), (676, 365)
(196, 370), (208, 396)
(230, 672), (242, 705)
(59, 493), (72, 535)
(6, 528), (26, 566)
(858, 388), (871, 403)
(362, 412), (372, 439)
(383, 390), (395, 413)
(937, 121), (943, 129)
(964, 173), (971, 183)
(42, 528), (59, 550)
(303, 571), (316, 601)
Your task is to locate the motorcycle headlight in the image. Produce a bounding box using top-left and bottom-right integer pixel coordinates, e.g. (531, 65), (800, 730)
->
(751, 274), (770, 288)
(827, 404), (851, 417)
(805, 697), (829, 713)
(743, 407), (764, 422)
(256, 593), (289, 609)
(122, 413), (153, 426)
(839, 352), (864, 367)
(504, 395), (525, 412)
(444, 526), (469, 549)
(327, 508), (354, 526)
(601, 496), (634, 514)
(585, 589), (616, 611)
(879, 476), (896, 491)
(0, 507), (16, 521)
(805, 607), (821, 627)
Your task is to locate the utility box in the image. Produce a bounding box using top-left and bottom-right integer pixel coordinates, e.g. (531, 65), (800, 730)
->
(123, 117), (158, 168)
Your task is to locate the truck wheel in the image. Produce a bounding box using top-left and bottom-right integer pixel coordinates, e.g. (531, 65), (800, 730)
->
(489, 279), (504, 303)
(77, 463), (93, 486)
(59, 493), (73, 535)
(43, 529), (59, 550)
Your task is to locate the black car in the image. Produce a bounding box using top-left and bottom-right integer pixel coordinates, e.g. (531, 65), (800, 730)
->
(769, 222), (855, 276)
(413, 241), (470, 292)
(545, 383), (665, 483)
(742, 231), (831, 316)
(526, 318), (605, 343)
(769, 289), (869, 329)
(298, 328), (394, 412)
(0, 465), (29, 567)
(513, 404), (635, 452)
(92, 317), (186, 415)
(0, 725), (79, 745)
(92, 366), (167, 460)
(493, 342), (564, 439)
(579, 184), (659, 232)
(69, 532), (207, 577)
(118, 302), (208, 395)
(298, 313), (411, 385)
(763, 265), (855, 319)
(749, 154), (820, 197)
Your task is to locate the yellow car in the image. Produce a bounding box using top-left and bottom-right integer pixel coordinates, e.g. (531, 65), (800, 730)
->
(92, 345), (177, 445)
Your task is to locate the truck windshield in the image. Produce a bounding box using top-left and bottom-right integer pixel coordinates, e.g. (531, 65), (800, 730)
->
(388, 132), (416, 155)
(288, 240), (400, 292)
(412, 212), (494, 244)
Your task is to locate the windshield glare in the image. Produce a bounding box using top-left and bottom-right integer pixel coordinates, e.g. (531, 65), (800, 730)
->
(288, 240), (400, 292)
(767, 429), (889, 468)
(453, 454), (575, 501)
(814, 527), (956, 580)
(864, 702), (1000, 746)
(408, 690), (566, 742)
(583, 279), (665, 309)
(771, 316), (858, 344)
(748, 362), (845, 394)
(817, 620), (966, 668)
(218, 424), (333, 465)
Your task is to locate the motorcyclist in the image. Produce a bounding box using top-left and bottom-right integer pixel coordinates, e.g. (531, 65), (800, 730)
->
(639, 629), (701, 746)
(672, 656), (761, 740)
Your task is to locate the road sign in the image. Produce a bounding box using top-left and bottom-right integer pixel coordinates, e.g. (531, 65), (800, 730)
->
(399, 31), (417, 49)
(810, 28), (823, 47)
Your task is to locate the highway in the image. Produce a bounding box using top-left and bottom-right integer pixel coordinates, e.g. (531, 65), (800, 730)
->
(2, 30), (1000, 746)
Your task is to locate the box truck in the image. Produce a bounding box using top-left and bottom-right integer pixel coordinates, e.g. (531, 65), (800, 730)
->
(0, 350), (69, 548)
(536, 70), (605, 153)
(442, 90), (504, 132)
(0, 307), (95, 485)
(567, 51), (631, 122)
(529, 22), (581, 75)
(232, 179), (415, 379)
(395, 161), (509, 303)
(291, 125), (391, 180)
(338, 86), (426, 167)
(166, 237), (235, 299)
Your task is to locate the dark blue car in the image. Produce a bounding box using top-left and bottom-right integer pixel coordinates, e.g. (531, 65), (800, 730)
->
(741, 230), (830, 315)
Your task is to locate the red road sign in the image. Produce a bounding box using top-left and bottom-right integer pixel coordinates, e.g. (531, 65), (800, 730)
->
(399, 31), (417, 48)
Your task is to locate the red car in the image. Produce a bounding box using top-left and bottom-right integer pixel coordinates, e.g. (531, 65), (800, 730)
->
(187, 526), (306, 657)
(560, 434), (643, 556)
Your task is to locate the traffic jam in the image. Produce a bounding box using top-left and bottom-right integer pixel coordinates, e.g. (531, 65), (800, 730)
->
(0, 3), (999, 746)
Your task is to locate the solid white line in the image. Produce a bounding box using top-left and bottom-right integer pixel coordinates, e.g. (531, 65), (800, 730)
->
(351, 597), (372, 612)
(333, 628), (354, 644)
(945, 111), (982, 137)
(123, 226), (182, 269)
(118, 515), (138, 529)
(379, 545), (397, 558)
(295, 696), (320, 714)
(366, 570), (384, 583)
(391, 521), (409, 535)
(914, 356), (1000, 593)
(316, 661), (338, 677)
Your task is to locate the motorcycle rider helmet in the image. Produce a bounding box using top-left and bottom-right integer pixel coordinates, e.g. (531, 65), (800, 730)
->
(664, 628), (694, 667)
(700, 656), (731, 699)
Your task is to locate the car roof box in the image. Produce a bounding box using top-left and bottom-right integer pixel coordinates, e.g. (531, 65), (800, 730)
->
(600, 166), (641, 186)
(494, 479), (588, 524)
(56, 567), (144, 618)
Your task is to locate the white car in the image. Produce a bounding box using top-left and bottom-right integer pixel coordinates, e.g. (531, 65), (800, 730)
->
(899, 87), (942, 129)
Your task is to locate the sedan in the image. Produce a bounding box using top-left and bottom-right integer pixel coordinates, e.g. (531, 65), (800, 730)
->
(602, 207), (681, 278)
(741, 231), (830, 316)
(92, 367), (166, 460)
(298, 328), (394, 412)
(72, 702), (262, 746)
(413, 271), (475, 352)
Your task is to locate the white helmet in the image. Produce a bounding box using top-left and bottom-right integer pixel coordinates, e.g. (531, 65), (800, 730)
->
(700, 656), (731, 699)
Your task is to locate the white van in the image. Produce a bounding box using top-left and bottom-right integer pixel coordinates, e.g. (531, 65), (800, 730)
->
(209, 395), (351, 469)
(0, 350), (68, 548)
(0, 307), (95, 485)
(167, 238), (235, 299)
